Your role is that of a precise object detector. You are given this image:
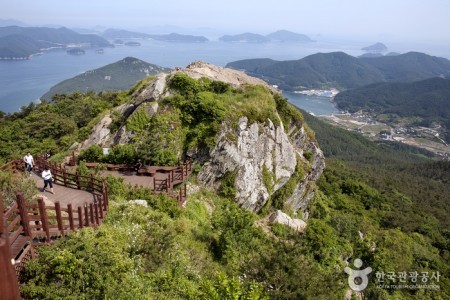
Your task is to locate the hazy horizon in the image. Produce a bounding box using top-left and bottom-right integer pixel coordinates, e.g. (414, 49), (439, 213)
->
(2, 0), (450, 44)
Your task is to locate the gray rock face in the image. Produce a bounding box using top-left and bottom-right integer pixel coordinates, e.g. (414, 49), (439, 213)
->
(286, 126), (325, 218)
(81, 114), (112, 148)
(199, 116), (295, 211)
(132, 73), (168, 106)
(198, 115), (324, 214)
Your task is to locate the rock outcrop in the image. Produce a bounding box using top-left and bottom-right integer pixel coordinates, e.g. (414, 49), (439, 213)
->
(79, 61), (325, 215)
(269, 210), (307, 232)
(197, 116), (298, 212)
(197, 114), (324, 215)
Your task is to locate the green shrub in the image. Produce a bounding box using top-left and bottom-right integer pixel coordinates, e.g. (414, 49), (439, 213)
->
(126, 106), (151, 132)
(273, 93), (304, 130)
(0, 170), (37, 207)
(270, 222), (297, 240)
(169, 73), (200, 96)
(210, 80), (230, 94)
(219, 170), (237, 199)
(152, 149), (179, 166)
(108, 144), (137, 164)
(303, 150), (313, 163)
(79, 145), (104, 162)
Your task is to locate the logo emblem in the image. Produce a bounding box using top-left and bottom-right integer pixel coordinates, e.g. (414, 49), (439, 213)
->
(344, 258), (372, 292)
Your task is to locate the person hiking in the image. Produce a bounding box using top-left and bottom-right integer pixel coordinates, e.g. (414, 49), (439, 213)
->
(134, 159), (143, 174)
(23, 152), (34, 176)
(41, 166), (55, 194)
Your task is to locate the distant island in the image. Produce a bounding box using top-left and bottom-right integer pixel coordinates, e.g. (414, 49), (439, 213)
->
(148, 33), (208, 42)
(0, 26), (110, 59)
(219, 33), (270, 43)
(362, 42), (388, 53)
(67, 48), (85, 55)
(266, 30), (314, 42)
(124, 41), (141, 46)
(102, 28), (208, 42)
(219, 30), (313, 43)
(41, 57), (170, 101)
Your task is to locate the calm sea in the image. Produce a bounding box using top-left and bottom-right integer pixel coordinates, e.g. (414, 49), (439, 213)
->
(0, 38), (447, 114)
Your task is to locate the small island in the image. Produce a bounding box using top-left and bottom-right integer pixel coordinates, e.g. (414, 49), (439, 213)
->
(67, 48), (85, 55)
(362, 42), (388, 53)
(124, 41), (141, 46)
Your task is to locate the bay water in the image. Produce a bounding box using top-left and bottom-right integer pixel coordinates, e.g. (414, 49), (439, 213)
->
(1, 37), (443, 114)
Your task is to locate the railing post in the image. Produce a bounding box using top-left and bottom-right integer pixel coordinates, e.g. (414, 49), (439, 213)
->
(90, 174), (95, 192)
(63, 169), (67, 187)
(67, 204), (75, 231)
(16, 193), (31, 237)
(168, 173), (171, 189)
(94, 202), (100, 225)
(98, 196), (104, 219)
(78, 206), (83, 229)
(37, 198), (51, 242)
(84, 204), (89, 227)
(102, 181), (109, 209)
(153, 177), (156, 192)
(89, 203), (95, 227)
(55, 202), (64, 237)
(0, 198), (21, 300)
(76, 171), (81, 189)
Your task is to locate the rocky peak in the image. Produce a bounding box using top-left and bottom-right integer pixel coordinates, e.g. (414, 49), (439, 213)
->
(78, 62), (325, 216)
(177, 61), (278, 92)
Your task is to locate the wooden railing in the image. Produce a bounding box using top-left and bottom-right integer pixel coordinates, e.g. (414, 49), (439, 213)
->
(83, 159), (192, 206)
(0, 198), (21, 300)
(1, 155), (110, 292)
(1, 154), (192, 298)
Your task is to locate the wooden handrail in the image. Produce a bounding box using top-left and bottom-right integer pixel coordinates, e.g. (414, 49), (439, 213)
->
(0, 197), (21, 300)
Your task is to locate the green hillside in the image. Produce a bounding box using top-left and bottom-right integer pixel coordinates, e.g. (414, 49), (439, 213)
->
(1, 74), (448, 299)
(41, 57), (171, 101)
(227, 51), (450, 91)
(0, 35), (50, 59)
(361, 52), (450, 82)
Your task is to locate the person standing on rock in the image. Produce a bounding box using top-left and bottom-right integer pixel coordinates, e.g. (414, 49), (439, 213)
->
(23, 152), (34, 176)
(41, 166), (55, 194)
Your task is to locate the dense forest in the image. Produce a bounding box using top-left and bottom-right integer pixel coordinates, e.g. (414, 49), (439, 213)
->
(226, 52), (450, 91)
(1, 76), (449, 299)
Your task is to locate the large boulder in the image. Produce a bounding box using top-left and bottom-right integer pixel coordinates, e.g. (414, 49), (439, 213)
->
(269, 210), (307, 232)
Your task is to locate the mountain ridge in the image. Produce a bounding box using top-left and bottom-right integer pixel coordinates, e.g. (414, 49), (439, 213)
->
(0, 26), (110, 59)
(41, 57), (170, 100)
(227, 51), (450, 90)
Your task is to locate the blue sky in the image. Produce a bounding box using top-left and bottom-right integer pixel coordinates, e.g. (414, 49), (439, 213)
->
(2, 0), (450, 41)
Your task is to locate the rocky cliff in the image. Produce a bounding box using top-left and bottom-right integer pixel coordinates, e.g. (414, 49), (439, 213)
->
(79, 61), (325, 216)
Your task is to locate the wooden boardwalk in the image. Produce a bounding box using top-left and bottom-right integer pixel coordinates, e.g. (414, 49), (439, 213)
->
(30, 172), (97, 207)
(1, 155), (192, 298)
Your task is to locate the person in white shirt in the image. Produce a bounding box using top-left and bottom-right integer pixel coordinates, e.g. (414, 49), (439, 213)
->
(41, 166), (54, 194)
(23, 152), (34, 176)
